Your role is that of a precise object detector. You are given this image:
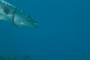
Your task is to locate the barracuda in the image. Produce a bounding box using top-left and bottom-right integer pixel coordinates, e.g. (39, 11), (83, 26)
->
(0, 0), (38, 28)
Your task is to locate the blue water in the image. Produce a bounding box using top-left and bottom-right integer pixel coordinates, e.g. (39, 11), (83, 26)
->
(0, 0), (90, 60)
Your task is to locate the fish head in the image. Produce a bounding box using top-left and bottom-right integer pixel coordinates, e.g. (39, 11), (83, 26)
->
(14, 10), (38, 28)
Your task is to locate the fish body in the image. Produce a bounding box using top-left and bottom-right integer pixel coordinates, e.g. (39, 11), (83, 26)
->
(0, 0), (38, 28)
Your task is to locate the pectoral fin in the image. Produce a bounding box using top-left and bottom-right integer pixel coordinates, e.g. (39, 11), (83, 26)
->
(0, 13), (6, 20)
(0, 13), (12, 22)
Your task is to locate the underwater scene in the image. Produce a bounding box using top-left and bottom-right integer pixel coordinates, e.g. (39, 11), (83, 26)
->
(0, 0), (90, 60)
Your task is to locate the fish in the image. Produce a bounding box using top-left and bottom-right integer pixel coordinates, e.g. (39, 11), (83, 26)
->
(0, 0), (38, 28)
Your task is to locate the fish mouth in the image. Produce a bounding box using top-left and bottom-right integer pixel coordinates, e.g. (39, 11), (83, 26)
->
(28, 20), (38, 28)
(34, 23), (38, 28)
(31, 23), (38, 28)
(24, 22), (38, 28)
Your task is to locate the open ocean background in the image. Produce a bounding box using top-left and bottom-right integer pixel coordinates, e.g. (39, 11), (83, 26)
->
(0, 0), (90, 60)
